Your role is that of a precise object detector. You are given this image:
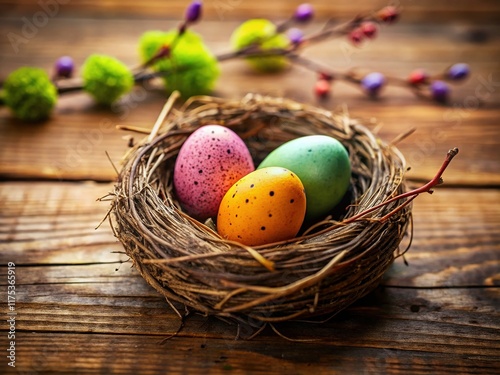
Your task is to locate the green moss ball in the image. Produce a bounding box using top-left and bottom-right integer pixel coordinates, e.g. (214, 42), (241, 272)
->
(230, 19), (290, 73)
(81, 54), (134, 106)
(3, 67), (57, 122)
(139, 30), (220, 98)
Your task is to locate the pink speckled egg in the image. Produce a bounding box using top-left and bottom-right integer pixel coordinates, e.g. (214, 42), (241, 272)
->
(173, 125), (255, 221)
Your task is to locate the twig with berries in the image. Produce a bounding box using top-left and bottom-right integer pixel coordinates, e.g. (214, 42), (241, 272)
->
(289, 53), (470, 102)
(217, 3), (469, 102)
(0, 1), (470, 122)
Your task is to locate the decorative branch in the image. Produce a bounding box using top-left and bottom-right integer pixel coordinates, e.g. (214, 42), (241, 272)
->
(0, 1), (471, 122)
(346, 147), (460, 224)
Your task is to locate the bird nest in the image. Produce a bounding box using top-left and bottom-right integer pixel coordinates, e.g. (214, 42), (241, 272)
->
(108, 93), (415, 327)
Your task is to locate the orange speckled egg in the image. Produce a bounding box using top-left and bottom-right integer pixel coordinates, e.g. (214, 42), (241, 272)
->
(217, 167), (307, 246)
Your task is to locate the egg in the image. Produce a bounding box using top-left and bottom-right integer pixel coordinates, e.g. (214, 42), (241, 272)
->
(173, 125), (254, 220)
(258, 135), (351, 221)
(217, 167), (306, 246)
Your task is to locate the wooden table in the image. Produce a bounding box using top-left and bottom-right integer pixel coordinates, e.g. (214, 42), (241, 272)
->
(1, 4), (499, 374)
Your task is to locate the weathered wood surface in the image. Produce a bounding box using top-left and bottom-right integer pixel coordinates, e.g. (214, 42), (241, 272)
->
(0, 9), (499, 375)
(1, 182), (499, 288)
(0, 182), (499, 374)
(1, 0), (500, 23)
(0, 19), (499, 184)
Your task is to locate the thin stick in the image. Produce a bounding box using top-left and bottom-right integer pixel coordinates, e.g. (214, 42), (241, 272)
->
(389, 127), (417, 146)
(219, 250), (347, 313)
(269, 323), (321, 342)
(105, 150), (119, 177)
(148, 90), (181, 142)
(344, 148), (459, 224)
(116, 125), (152, 134)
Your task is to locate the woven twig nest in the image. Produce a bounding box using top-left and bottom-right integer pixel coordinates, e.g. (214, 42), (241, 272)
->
(109, 94), (412, 325)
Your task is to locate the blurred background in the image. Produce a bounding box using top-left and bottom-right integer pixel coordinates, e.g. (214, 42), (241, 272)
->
(1, 0), (499, 22)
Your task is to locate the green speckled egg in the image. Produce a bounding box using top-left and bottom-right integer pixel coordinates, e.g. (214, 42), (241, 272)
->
(258, 135), (351, 221)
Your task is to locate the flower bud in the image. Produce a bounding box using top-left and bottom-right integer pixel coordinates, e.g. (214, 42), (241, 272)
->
(294, 3), (314, 23)
(319, 72), (333, 82)
(314, 79), (330, 98)
(430, 80), (450, 102)
(81, 54), (134, 106)
(361, 72), (385, 97)
(361, 22), (378, 38)
(185, 1), (202, 23)
(379, 6), (399, 23)
(408, 69), (429, 85)
(55, 56), (74, 78)
(4, 67), (58, 122)
(447, 63), (470, 81)
(287, 28), (304, 45)
(349, 28), (364, 45)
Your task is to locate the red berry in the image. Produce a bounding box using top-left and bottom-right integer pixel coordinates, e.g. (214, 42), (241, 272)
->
(319, 72), (333, 82)
(314, 79), (330, 98)
(408, 69), (429, 86)
(349, 28), (364, 45)
(379, 6), (399, 23)
(361, 22), (378, 38)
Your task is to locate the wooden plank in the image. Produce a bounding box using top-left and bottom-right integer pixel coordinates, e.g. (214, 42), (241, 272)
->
(2, 20), (499, 68)
(0, 185), (499, 373)
(1, 95), (498, 184)
(1, 287), (499, 374)
(0, 181), (124, 265)
(1, 97), (499, 184)
(2, 261), (498, 340)
(1, 9), (498, 375)
(384, 187), (500, 287)
(0, 19), (499, 184)
(1, 182), (499, 287)
(1, 0), (500, 23)
(7, 331), (499, 375)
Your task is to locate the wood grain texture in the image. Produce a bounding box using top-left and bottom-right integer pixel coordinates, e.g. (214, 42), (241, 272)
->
(7, 330), (499, 375)
(0, 19), (499, 184)
(0, 7), (499, 374)
(0, 188), (498, 372)
(1, 0), (500, 23)
(1, 182), (499, 287)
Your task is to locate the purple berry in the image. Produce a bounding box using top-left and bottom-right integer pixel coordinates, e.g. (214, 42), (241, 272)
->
(447, 63), (470, 81)
(294, 3), (314, 22)
(287, 28), (304, 45)
(55, 56), (74, 78)
(361, 72), (385, 96)
(185, 0), (202, 23)
(431, 80), (450, 102)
